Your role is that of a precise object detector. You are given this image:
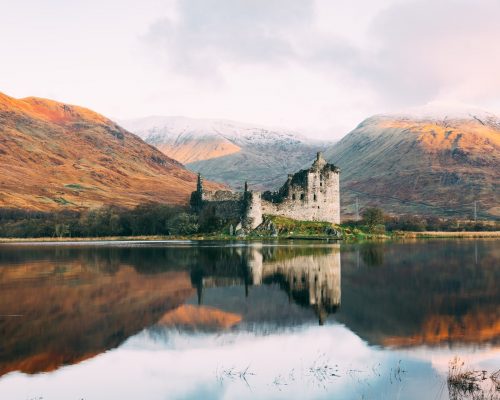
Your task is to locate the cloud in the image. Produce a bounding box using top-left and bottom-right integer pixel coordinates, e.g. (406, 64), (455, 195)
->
(144, 0), (500, 111)
(362, 0), (500, 106)
(2, 0), (500, 140)
(144, 0), (314, 78)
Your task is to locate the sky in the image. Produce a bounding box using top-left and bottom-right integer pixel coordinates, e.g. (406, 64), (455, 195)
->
(1, 0), (500, 139)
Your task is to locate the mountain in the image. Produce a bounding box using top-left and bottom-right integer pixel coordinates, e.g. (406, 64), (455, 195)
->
(0, 93), (222, 211)
(325, 111), (500, 219)
(120, 116), (331, 190)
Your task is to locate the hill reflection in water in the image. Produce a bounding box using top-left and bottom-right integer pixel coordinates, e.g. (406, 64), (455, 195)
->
(0, 239), (498, 380)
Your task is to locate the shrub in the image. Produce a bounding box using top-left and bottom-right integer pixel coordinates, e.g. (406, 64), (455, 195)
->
(361, 207), (385, 232)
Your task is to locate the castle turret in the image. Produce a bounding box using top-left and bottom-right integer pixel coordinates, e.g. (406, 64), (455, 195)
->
(190, 172), (204, 210)
(312, 151), (327, 170)
(197, 172), (203, 194)
(243, 189), (263, 230)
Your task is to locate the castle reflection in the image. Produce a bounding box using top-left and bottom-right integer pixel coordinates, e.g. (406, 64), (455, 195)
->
(190, 244), (341, 325)
(0, 240), (497, 379)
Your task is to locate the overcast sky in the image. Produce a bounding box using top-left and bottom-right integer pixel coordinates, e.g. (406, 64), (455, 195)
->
(1, 0), (500, 139)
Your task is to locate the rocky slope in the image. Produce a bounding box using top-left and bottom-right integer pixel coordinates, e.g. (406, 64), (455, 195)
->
(121, 116), (331, 190)
(0, 93), (222, 211)
(325, 112), (500, 219)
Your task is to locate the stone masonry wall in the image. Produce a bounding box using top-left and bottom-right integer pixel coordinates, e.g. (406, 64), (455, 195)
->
(200, 190), (244, 222)
(192, 152), (340, 228)
(262, 153), (340, 224)
(242, 191), (263, 230)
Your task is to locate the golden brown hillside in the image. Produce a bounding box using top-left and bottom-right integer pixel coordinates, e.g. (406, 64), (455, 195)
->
(156, 139), (241, 164)
(0, 92), (223, 211)
(158, 304), (242, 330)
(325, 114), (500, 219)
(0, 254), (194, 376)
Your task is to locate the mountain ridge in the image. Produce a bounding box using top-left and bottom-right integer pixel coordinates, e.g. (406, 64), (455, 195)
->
(121, 115), (333, 190)
(0, 92), (223, 211)
(325, 112), (500, 219)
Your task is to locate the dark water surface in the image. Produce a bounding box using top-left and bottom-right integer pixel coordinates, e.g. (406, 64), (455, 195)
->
(0, 239), (498, 399)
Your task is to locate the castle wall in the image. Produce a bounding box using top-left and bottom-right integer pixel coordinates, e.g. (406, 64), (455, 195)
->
(200, 190), (244, 221)
(262, 167), (340, 224)
(242, 191), (263, 230)
(192, 152), (340, 228)
(198, 189), (263, 229)
(202, 190), (243, 202)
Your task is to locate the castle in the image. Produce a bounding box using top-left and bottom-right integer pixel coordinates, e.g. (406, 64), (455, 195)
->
(191, 152), (340, 230)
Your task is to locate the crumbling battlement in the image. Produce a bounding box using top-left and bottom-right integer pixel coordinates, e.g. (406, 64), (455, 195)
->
(191, 152), (340, 230)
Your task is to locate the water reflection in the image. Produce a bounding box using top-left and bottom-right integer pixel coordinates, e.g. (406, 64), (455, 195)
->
(0, 240), (498, 400)
(191, 244), (341, 325)
(0, 243), (343, 377)
(339, 240), (500, 347)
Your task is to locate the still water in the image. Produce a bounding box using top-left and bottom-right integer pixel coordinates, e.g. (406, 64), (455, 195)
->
(0, 240), (498, 399)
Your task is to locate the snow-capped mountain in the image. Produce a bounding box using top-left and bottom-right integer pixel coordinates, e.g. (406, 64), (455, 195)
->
(120, 116), (333, 190)
(325, 111), (500, 219)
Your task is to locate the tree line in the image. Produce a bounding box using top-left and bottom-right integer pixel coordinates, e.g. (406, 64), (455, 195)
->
(354, 207), (499, 233)
(0, 205), (497, 238)
(0, 204), (202, 238)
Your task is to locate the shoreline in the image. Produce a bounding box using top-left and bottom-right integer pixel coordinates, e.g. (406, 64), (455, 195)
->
(392, 231), (500, 238)
(0, 231), (499, 243)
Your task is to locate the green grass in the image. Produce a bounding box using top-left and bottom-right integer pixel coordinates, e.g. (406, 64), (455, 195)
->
(64, 183), (87, 191)
(264, 215), (334, 232)
(53, 197), (75, 206)
(253, 215), (391, 241)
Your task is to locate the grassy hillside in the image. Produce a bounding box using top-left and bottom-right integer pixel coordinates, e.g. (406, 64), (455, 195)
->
(325, 113), (500, 219)
(0, 93), (223, 211)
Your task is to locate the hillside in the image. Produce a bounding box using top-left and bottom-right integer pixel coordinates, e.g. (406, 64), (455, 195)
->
(121, 116), (331, 190)
(325, 112), (500, 219)
(0, 93), (222, 211)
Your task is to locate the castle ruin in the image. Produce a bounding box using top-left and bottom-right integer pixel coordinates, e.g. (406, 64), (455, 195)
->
(191, 152), (340, 230)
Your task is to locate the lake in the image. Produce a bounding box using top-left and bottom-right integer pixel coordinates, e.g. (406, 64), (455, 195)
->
(0, 239), (498, 399)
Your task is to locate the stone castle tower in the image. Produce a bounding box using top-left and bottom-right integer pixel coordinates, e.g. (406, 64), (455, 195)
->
(191, 152), (340, 229)
(261, 152), (340, 224)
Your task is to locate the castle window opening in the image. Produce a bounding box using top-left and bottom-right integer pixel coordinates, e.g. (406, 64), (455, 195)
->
(292, 194), (296, 200)
(313, 194), (317, 201)
(300, 193), (305, 200)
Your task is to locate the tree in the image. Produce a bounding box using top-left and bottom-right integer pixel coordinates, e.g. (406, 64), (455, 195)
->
(54, 223), (70, 238)
(361, 207), (385, 232)
(165, 213), (199, 235)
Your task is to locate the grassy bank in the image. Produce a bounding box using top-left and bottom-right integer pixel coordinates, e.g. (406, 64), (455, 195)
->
(393, 231), (500, 238)
(1, 232), (499, 243)
(2, 227), (498, 244)
(0, 213), (498, 243)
